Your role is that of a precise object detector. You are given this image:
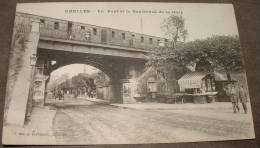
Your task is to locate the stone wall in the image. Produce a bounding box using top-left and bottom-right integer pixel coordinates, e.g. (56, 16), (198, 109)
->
(4, 20), (40, 126)
(3, 28), (27, 124)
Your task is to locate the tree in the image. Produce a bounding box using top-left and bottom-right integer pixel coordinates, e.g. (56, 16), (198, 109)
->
(147, 45), (189, 92)
(147, 15), (189, 92)
(161, 15), (188, 48)
(180, 35), (243, 82)
(71, 73), (96, 97)
(91, 71), (110, 87)
(48, 73), (70, 91)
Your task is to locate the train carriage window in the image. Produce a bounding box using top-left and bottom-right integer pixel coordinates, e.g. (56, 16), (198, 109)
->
(101, 29), (107, 42)
(93, 28), (97, 35)
(68, 21), (72, 29)
(112, 31), (115, 38)
(54, 22), (59, 30)
(81, 26), (85, 30)
(149, 38), (153, 44)
(141, 36), (144, 43)
(129, 34), (135, 46)
(39, 19), (45, 27)
(122, 33), (126, 40)
(40, 19), (45, 24)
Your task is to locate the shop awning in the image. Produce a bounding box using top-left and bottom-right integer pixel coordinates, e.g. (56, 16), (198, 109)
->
(178, 72), (209, 91)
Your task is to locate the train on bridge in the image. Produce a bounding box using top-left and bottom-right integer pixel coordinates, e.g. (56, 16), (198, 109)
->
(15, 12), (169, 50)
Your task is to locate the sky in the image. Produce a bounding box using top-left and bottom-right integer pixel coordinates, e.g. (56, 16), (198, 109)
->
(49, 64), (99, 81)
(16, 2), (239, 79)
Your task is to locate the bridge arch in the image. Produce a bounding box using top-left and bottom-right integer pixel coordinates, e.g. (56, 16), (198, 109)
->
(51, 59), (117, 81)
(37, 50), (125, 103)
(49, 63), (115, 101)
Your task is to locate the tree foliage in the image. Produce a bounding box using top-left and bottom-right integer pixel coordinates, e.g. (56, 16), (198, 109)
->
(148, 35), (243, 84)
(180, 35), (242, 71)
(147, 15), (189, 92)
(161, 15), (188, 48)
(91, 71), (110, 87)
(180, 35), (243, 81)
(57, 73), (96, 97)
(148, 15), (189, 78)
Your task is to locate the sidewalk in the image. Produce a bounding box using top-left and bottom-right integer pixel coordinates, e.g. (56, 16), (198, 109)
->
(111, 102), (233, 110)
(2, 106), (57, 145)
(112, 101), (253, 123)
(73, 97), (252, 115)
(78, 96), (109, 104)
(81, 97), (234, 111)
(83, 98), (253, 123)
(45, 96), (109, 107)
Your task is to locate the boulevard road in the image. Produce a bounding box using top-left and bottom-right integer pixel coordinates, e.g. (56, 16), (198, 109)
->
(52, 99), (254, 144)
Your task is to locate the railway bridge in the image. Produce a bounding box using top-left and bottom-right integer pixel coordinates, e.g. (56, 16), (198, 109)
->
(5, 12), (169, 126)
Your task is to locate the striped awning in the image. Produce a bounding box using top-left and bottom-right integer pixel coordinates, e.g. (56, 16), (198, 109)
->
(178, 72), (209, 91)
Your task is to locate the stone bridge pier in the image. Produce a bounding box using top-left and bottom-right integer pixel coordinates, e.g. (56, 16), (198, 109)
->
(5, 20), (40, 126)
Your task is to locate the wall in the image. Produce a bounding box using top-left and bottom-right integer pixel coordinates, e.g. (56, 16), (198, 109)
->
(96, 86), (110, 101)
(4, 19), (40, 125)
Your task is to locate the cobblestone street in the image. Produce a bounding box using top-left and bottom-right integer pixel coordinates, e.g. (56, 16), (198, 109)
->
(50, 97), (255, 144)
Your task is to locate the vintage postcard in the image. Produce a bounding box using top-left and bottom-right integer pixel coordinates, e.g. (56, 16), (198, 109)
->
(2, 2), (255, 145)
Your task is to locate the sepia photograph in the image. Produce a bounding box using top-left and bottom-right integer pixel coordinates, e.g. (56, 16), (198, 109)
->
(2, 2), (255, 145)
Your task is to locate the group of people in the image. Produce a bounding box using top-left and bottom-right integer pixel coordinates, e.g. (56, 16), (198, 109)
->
(52, 88), (64, 100)
(225, 83), (248, 114)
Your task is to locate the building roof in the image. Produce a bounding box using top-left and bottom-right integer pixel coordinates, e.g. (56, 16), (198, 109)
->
(178, 72), (209, 81)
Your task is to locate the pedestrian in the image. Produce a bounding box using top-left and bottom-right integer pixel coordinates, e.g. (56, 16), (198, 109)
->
(52, 90), (55, 99)
(61, 89), (64, 100)
(226, 83), (240, 113)
(58, 89), (62, 100)
(53, 89), (57, 100)
(238, 84), (248, 114)
(55, 89), (59, 100)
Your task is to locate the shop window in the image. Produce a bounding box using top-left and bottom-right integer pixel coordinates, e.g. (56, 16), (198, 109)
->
(148, 82), (156, 92)
(147, 77), (157, 92)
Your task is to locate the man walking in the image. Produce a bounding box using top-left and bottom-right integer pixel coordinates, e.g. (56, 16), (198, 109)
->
(226, 83), (240, 113)
(238, 84), (248, 114)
